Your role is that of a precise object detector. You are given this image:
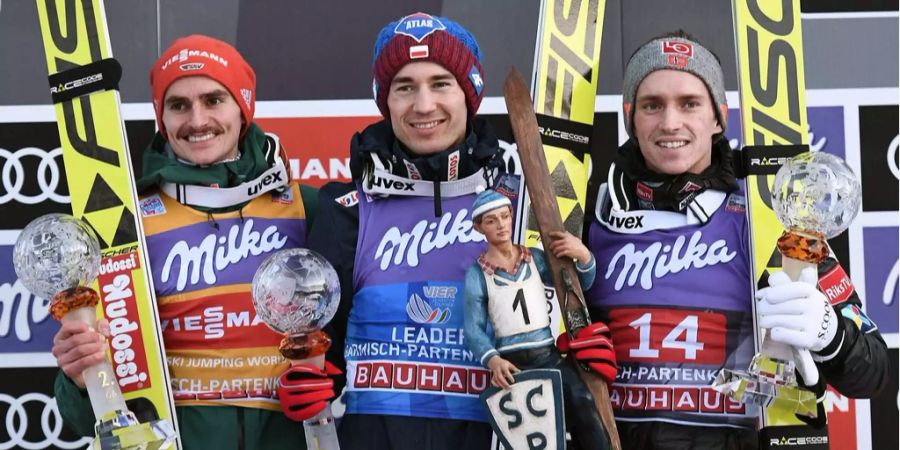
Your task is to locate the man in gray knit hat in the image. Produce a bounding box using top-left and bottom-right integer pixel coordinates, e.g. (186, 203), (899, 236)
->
(579, 30), (889, 449)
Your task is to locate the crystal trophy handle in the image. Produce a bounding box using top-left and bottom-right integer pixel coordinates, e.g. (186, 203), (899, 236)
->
(295, 353), (340, 450)
(62, 307), (129, 419)
(281, 330), (340, 450)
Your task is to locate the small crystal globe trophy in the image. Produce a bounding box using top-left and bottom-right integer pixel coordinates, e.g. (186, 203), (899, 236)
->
(714, 152), (861, 419)
(252, 248), (341, 450)
(13, 213), (176, 449)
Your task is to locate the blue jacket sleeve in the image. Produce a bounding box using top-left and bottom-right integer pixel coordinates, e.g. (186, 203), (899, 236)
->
(531, 248), (596, 290)
(463, 264), (498, 367)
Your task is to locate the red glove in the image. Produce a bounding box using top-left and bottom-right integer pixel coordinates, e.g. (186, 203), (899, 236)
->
(556, 322), (618, 385)
(277, 361), (342, 422)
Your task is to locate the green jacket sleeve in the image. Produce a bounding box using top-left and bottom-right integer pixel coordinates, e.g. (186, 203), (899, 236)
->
(54, 370), (97, 436)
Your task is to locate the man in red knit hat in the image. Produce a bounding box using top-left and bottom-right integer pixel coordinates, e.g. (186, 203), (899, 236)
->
(49, 35), (324, 450)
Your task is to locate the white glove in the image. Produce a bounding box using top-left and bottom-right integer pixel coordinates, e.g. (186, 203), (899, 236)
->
(756, 267), (838, 352)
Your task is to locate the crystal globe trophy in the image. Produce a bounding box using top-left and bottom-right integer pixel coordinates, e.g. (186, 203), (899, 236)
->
(714, 152), (861, 418)
(13, 213), (176, 449)
(252, 248), (341, 450)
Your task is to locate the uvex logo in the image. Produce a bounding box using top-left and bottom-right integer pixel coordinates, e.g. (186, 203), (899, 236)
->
(247, 172), (284, 196)
(372, 176), (414, 192)
(610, 215), (644, 229)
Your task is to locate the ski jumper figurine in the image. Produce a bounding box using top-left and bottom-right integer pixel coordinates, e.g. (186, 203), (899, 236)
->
(464, 188), (616, 449)
(584, 30), (890, 449)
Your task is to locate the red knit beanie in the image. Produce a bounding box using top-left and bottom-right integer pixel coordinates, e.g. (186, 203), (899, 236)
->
(150, 35), (256, 138)
(372, 13), (485, 119)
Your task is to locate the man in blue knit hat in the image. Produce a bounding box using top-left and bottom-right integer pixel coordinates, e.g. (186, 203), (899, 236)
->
(302, 12), (505, 449)
(464, 188), (614, 449)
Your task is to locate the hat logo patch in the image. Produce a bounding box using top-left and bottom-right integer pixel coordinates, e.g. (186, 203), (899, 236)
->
(410, 44), (429, 59)
(394, 12), (445, 42)
(180, 62), (204, 71)
(661, 40), (693, 57)
(469, 66), (483, 95)
(240, 88), (252, 108)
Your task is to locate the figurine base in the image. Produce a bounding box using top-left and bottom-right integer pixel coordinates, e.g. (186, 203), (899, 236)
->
(91, 410), (177, 450)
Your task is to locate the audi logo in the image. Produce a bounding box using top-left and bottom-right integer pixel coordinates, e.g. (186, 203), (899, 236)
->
(0, 147), (69, 205)
(888, 134), (899, 181)
(0, 392), (91, 449)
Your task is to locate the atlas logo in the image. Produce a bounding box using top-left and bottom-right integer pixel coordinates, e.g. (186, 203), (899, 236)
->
(394, 12), (445, 42)
(406, 293), (451, 324)
(371, 176), (414, 192)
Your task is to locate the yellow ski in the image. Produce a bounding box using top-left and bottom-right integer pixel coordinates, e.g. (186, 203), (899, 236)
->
(519, 0), (605, 245)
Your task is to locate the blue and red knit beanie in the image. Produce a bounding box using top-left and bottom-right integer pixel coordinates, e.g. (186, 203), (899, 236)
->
(372, 12), (485, 118)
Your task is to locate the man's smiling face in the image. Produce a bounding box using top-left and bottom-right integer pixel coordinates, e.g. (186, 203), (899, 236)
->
(387, 62), (467, 155)
(632, 69), (723, 175)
